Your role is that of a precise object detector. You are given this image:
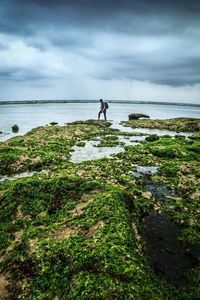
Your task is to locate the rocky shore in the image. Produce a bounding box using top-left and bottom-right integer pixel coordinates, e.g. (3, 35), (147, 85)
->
(0, 118), (199, 299)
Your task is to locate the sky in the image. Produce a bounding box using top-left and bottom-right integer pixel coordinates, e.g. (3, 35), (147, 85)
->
(0, 0), (200, 103)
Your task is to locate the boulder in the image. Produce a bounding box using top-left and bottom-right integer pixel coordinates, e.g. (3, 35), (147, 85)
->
(145, 134), (159, 142)
(11, 125), (19, 132)
(128, 113), (150, 120)
(49, 122), (58, 126)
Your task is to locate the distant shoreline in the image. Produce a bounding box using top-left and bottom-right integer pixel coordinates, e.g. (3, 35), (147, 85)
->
(0, 99), (200, 107)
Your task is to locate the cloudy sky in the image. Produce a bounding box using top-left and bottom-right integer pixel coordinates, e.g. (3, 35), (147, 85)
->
(0, 0), (200, 103)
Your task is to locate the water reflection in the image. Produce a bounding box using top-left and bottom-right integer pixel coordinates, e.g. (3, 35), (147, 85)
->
(70, 134), (144, 163)
(70, 140), (124, 163)
(132, 166), (158, 178)
(0, 170), (49, 182)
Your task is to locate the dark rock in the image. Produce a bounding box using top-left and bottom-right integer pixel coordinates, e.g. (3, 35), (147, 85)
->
(145, 134), (159, 142)
(49, 122), (58, 126)
(175, 135), (185, 139)
(11, 124), (19, 132)
(128, 113), (150, 120)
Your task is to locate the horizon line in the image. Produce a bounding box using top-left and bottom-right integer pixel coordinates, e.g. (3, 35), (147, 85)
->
(0, 99), (200, 107)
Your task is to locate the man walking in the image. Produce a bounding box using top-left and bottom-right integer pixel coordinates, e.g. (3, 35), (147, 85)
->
(98, 99), (108, 121)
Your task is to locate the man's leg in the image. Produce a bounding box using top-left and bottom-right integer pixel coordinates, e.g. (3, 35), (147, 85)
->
(103, 110), (107, 121)
(98, 110), (102, 120)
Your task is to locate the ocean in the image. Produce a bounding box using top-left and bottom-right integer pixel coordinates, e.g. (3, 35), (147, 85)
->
(0, 102), (200, 142)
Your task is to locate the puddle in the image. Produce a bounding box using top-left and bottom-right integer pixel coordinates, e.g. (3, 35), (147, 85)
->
(70, 140), (125, 163)
(141, 213), (197, 283)
(132, 166), (158, 178)
(70, 136), (142, 163)
(0, 170), (49, 182)
(145, 182), (176, 201)
(118, 135), (146, 146)
(111, 121), (135, 133)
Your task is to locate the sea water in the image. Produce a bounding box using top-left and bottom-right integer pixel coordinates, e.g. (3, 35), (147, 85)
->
(0, 102), (200, 142)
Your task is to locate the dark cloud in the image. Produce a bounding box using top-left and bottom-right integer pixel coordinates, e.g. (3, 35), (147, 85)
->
(1, 0), (200, 35)
(0, 0), (200, 88)
(49, 33), (93, 51)
(13, 0), (200, 14)
(103, 62), (200, 86)
(94, 59), (200, 86)
(0, 67), (55, 82)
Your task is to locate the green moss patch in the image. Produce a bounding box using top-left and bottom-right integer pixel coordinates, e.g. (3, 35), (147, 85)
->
(123, 117), (200, 132)
(0, 118), (200, 299)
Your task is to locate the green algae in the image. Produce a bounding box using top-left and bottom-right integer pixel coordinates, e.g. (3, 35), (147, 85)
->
(0, 120), (116, 175)
(145, 134), (159, 142)
(76, 141), (86, 147)
(97, 135), (121, 147)
(122, 117), (200, 132)
(0, 118), (200, 299)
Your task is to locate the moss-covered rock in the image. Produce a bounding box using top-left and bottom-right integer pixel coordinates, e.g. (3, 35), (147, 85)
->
(76, 141), (86, 147)
(0, 118), (200, 299)
(123, 117), (200, 132)
(49, 122), (58, 126)
(145, 134), (159, 142)
(97, 135), (120, 147)
(11, 125), (19, 133)
(128, 113), (150, 120)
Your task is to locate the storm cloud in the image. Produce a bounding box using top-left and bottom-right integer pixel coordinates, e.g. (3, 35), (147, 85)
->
(0, 0), (200, 102)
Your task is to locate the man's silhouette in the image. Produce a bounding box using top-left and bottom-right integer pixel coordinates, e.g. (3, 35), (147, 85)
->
(98, 99), (107, 121)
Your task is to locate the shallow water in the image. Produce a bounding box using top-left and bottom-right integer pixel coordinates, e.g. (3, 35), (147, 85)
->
(142, 213), (197, 283)
(145, 182), (176, 201)
(0, 170), (48, 182)
(70, 140), (123, 163)
(70, 140), (122, 163)
(118, 135), (146, 145)
(70, 134), (144, 163)
(132, 166), (158, 178)
(0, 102), (199, 141)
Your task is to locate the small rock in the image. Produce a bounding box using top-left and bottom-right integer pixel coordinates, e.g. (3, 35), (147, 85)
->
(142, 191), (152, 199)
(11, 124), (19, 132)
(49, 122), (58, 126)
(145, 134), (159, 142)
(188, 219), (195, 227)
(191, 191), (200, 200)
(77, 170), (84, 176)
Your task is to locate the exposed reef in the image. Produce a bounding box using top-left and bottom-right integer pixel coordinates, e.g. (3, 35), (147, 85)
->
(123, 117), (200, 132)
(0, 118), (199, 299)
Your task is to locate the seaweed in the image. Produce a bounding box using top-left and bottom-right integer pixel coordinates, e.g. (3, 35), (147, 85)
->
(0, 118), (200, 299)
